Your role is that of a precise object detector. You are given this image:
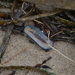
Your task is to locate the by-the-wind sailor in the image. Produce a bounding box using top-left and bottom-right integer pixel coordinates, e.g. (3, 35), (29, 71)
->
(24, 25), (54, 51)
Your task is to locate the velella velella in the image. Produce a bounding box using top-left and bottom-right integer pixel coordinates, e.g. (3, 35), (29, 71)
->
(24, 25), (54, 51)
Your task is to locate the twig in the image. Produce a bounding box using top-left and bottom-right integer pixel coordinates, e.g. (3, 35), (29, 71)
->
(22, 2), (27, 14)
(17, 10), (61, 21)
(34, 19), (43, 24)
(11, 0), (17, 22)
(0, 66), (53, 75)
(47, 32), (75, 64)
(22, 2), (44, 24)
(0, 0), (16, 62)
(50, 31), (63, 38)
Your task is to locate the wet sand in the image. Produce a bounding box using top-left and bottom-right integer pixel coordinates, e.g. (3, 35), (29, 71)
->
(0, 30), (75, 75)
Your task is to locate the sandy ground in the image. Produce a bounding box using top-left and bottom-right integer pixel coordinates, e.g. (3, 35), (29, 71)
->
(0, 30), (75, 75)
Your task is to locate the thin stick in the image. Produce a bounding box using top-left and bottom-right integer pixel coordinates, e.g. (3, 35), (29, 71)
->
(34, 19), (43, 24)
(48, 43), (75, 63)
(50, 31), (63, 38)
(17, 10), (61, 21)
(0, 66), (53, 75)
(22, 2), (27, 14)
(11, 0), (17, 23)
(47, 32), (75, 64)
(22, 2), (43, 24)
(2, 47), (28, 65)
(48, 31), (50, 42)
(17, 13), (57, 21)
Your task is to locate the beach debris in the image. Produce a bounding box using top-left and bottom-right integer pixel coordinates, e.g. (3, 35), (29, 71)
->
(0, 0), (74, 63)
(2, 56), (54, 75)
(34, 56), (52, 68)
(41, 65), (51, 69)
(25, 56), (52, 75)
(0, 66), (56, 75)
(42, 56), (52, 64)
(0, 0), (17, 62)
(0, 25), (14, 62)
(24, 25), (54, 50)
(0, 0), (74, 75)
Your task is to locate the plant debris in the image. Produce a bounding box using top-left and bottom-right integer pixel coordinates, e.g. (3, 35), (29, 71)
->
(0, 66), (56, 75)
(0, 0), (75, 75)
(0, 25), (14, 62)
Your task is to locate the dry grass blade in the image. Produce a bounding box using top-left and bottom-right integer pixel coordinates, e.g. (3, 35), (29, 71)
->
(48, 43), (75, 64)
(47, 32), (75, 64)
(50, 31), (63, 38)
(17, 10), (62, 21)
(0, 66), (54, 75)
